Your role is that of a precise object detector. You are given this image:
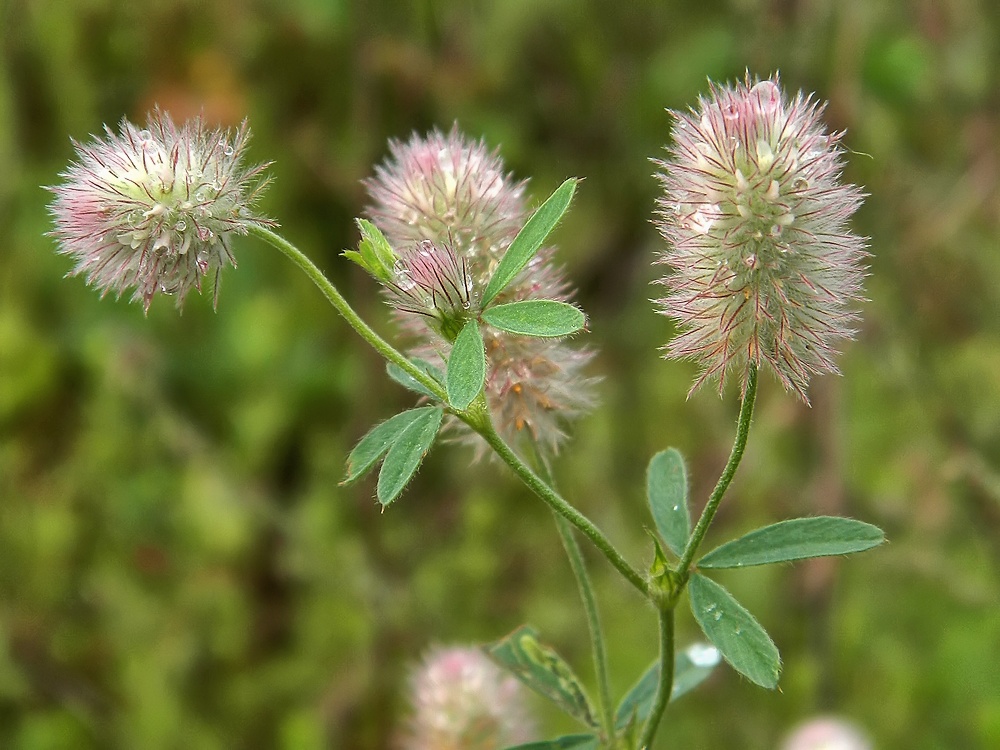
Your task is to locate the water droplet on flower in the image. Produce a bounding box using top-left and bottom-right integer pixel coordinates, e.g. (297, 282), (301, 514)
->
(770, 224), (784, 237)
(175, 220), (187, 231)
(223, 145), (235, 157)
(750, 80), (781, 111)
(791, 177), (809, 191)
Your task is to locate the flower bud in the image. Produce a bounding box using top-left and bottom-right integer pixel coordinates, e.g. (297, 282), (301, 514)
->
(48, 109), (272, 311)
(654, 75), (867, 401)
(399, 646), (533, 750)
(388, 240), (474, 342)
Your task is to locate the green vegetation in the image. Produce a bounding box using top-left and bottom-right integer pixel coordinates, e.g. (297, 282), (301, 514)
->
(2, 0), (999, 747)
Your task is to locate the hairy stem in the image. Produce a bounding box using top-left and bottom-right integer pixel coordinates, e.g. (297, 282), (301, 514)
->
(676, 365), (759, 583)
(251, 225), (447, 402)
(638, 607), (675, 750)
(479, 423), (649, 597)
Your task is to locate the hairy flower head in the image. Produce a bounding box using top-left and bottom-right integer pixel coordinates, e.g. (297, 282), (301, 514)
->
(366, 127), (595, 455)
(654, 75), (866, 401)
(49, 109), (272, 311)
(780, 716), (872, 750)
(399, 646), (533, 750)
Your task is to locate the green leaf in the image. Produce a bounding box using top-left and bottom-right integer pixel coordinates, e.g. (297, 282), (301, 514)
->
(503, 735), (598, 750)
(481, 300), (586, 338)
(646, 448), (691, 556)
(376, 407), (443, 506)
(688, 574), (781, 688)
(343, 219), (397, 283)
(386, 359), (444, 399)
(446, 320), (486, 409)
(613, 643), (720, 732)
(698, 516), (886, 569)
(342, 408), (434, 484)
(485, 626), (599, 730)
(481, 178), (577, 306)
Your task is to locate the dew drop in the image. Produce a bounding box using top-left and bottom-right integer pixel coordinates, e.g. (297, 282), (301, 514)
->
(223, 146), (235, 157)
(686, 644), (721, 668)
(750, 80), (781, 111)
(175, 220), (187, 231)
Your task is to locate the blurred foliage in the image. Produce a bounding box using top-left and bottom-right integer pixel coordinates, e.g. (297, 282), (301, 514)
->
(1, 0), (999, 747)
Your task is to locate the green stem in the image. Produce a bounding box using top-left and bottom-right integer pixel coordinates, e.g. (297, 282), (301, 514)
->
(554, 516), (614, 741)
(637, 607), (675, 750)
(528, 449), (613, 736)
(250, 225), (447, 403)
(675, 366), (759, 582)
(479, 423), (649, 597)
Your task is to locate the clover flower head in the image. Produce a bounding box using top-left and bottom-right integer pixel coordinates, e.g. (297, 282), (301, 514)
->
(654, 74), (867, 402)
(48, 108), (272, 312)
(781, 716), (873, 750)
(366, 126), (526, 259)
(399, 646), (533, 750)
(366, 128), (595, 455)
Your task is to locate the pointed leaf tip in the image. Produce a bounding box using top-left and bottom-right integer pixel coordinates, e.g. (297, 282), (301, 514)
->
(698, 516), (885, 569)
(481, 178), (577, 306)
(646, 448), (691, 556)
(376, 407), (443, 505)
(481, 300), (586, 337)
(688, 574), (780, 689)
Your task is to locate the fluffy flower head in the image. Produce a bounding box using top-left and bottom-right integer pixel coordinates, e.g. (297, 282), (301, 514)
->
(780, 716), (872, 750)
(654, 75), (866, 401)
(49, 109), (272, 311)
(399, 646), (533, 750)
(365, 127), (595, 455)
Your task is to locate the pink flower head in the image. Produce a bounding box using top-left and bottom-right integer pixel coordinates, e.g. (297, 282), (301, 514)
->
(49, 109), (272, 312)
(366, 127), (595, 455)
(654, 75), (867, 402)
(367, 126), (526, 258)
(780, 716), (873, 750)
(399, 646), (534, 750)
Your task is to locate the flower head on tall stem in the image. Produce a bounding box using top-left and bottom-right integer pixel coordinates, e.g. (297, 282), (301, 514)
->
(653, 74), (867, 402)
(48, 109), (273, 312)
(398, 646), (534, 750)
(366, 127), (595, 455)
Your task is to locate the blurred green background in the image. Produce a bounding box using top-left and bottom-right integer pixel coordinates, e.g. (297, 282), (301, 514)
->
(2, 0), (999, 748)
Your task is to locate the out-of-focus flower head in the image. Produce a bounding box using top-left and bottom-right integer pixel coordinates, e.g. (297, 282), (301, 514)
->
(653, 74), (867, 402)
(48, 108), (272, 312)
(399, 646), (533, 750)
(365, 127), (595, 455)
(780, 716), (873, 750)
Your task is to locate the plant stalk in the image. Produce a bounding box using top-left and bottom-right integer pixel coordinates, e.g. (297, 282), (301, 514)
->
(675, 365), (759, 583)
(637, 607), (675, 749)
(479, 424), (649, 597)
(251, 225), (447, 402)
